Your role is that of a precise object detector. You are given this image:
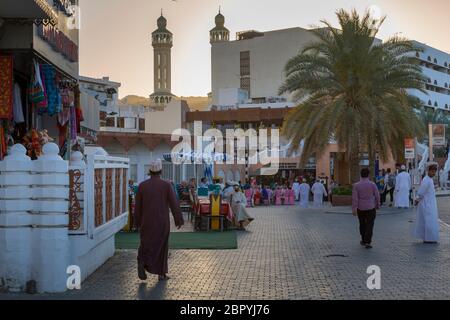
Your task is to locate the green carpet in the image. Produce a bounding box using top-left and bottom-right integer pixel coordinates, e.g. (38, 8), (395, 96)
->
(115, 231), (237, 250)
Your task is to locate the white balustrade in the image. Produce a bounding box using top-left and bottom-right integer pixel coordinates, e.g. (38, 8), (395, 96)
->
(31, 143), (70, 293)
(0, 144), (33, 292)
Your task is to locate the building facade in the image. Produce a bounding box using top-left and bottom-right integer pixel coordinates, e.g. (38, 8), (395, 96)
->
(204, 12), (448, 185)
(408, 41), (450, 112)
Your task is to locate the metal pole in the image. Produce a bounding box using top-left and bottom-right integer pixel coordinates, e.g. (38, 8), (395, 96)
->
(429, 123), (433, 162)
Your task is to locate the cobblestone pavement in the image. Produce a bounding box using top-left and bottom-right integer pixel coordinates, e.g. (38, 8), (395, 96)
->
(2, 197), (450, 300)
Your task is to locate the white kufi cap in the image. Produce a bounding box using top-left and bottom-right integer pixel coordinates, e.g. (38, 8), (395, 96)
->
(149, 159), (163, 173)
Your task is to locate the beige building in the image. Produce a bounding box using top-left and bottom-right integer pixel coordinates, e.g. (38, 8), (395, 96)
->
(210, 21), (317, 106)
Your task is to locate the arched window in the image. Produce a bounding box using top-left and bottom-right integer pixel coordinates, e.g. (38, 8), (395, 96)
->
(434, 80), (438, 85)
(434, 101), (438, 107)
(415, 52), (420, 57)
(433, 58), (437, 64)
(428, 100), (432, 106)
(427, 56), (431, 62)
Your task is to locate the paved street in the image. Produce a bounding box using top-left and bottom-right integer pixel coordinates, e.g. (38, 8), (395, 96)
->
(2, 197), (450, 300)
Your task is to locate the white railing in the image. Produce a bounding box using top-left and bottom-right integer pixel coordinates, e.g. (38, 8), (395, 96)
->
(69, 152), (130, 236)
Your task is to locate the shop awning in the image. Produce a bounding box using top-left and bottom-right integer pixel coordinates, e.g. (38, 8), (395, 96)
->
(0, 0), (58, 22)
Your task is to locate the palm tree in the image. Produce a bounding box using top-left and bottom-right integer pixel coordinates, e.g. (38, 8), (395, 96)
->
(279, 9), (426, 183)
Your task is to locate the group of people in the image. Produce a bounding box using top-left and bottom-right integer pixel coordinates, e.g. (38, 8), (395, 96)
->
(132, 159), (441, 282)
(376, 165), (413, 209)
(353, 163), (440, 249)
(215, 178), (331, 209)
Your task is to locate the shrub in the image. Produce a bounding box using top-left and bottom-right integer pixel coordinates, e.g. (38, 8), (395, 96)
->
(332, 186), (353, 196)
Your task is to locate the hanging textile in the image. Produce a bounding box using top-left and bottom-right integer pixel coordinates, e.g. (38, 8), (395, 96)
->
(0, 56), (13, 119)
(29, 60), (48, 114)
(0, 124), (6, 160)
(13, 82), (25, 123)
(40, 64), (62, 116)
(70, 105), (77, 141)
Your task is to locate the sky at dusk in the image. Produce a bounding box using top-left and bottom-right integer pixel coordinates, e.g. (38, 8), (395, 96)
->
(79, 0), (450, 98)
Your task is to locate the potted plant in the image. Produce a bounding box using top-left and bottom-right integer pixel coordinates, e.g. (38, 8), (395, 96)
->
(331, 185), (353, 206)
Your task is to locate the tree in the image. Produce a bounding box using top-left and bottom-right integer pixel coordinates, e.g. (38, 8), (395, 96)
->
(279, 9), (426, 183)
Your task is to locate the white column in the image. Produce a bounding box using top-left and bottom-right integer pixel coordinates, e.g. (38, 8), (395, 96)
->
(31, 143), (70, 293)
(0, 144), (33, 292)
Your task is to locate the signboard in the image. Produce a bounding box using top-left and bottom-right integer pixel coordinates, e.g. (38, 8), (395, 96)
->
(36, 24), (78, 62)
(404, 138), (415, 159)
(432, 124), (446, 146)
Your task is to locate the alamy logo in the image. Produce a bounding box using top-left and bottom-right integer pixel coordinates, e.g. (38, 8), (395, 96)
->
(366, 265), (381, 290)
(170, 121), (280, 175)
(66, 265), (81, 290)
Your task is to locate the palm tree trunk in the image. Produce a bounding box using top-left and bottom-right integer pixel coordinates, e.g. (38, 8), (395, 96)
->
(349, 150), (360, 184)
(368, 152), (376, 180)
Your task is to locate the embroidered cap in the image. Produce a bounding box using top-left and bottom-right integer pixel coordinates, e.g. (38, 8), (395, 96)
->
(149, 159), (163, 173)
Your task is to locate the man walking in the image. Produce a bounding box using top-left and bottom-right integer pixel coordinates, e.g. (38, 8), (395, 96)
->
(299, 179), (310, 208)
(292, 178), (301, 201)
(135, 159), (184, 281)
(383, 168), (396, 207)
(352, 168), (381, 249)
(413, 162), (439, 244)
(395, 165), (411, 209)
(311, 180), (327, 208)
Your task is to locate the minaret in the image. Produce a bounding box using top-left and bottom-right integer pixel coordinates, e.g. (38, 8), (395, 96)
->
(210, 7), (229, 43)
(150, 11), (174, 107)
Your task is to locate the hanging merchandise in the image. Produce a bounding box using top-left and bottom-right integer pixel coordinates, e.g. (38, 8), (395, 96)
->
(0, 124), (6, 160)
(13, 82), (25, 123)
(0, 56), (13, 119)
(40, 64), (62, 116)
(22, 128), (54, 160)
(70, 104), (77, 141)
(29, 60), (47, 114)
(74, 86), (83, 133)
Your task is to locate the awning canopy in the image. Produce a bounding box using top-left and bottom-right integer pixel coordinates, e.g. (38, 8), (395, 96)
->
(0, 0), (58, 22)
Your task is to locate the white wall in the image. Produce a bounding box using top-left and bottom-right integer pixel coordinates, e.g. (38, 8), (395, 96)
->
(211, 27), (318, 105)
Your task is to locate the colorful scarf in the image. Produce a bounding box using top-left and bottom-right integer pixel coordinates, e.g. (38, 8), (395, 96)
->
(0, 56), (13, 119)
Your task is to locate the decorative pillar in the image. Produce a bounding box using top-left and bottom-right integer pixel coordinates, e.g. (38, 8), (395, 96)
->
(31, 143), (70, 292)
(0, 144), (33, 292)
(69, 151), (86, 233)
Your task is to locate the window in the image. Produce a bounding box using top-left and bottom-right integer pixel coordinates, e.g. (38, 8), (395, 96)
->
(158, 68), (161, 80)
(105, 117), (115, 127)
(434, 101), (438, 107)
(240, 77), (250, 93)
(415, 52), (420, 58)
(139, 118), (145, 131)
(428, 100), (432, 106)
(240, 51), (251, 95)
(434, 80), (438, 85)
(158, 54), (161, 65)
(117, 117), (125, 128)
(240, 51), (250, 76)
(434, 58), (438, 64)
(427, 56), (431, 62)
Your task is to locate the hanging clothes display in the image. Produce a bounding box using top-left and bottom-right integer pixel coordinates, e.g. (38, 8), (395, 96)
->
(13, 82), (25, 123)
(0, 56), (14, 119)
(29, 60), (48, 114)
(40, 64), (62, 116)
(0, 124), (6, 160)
